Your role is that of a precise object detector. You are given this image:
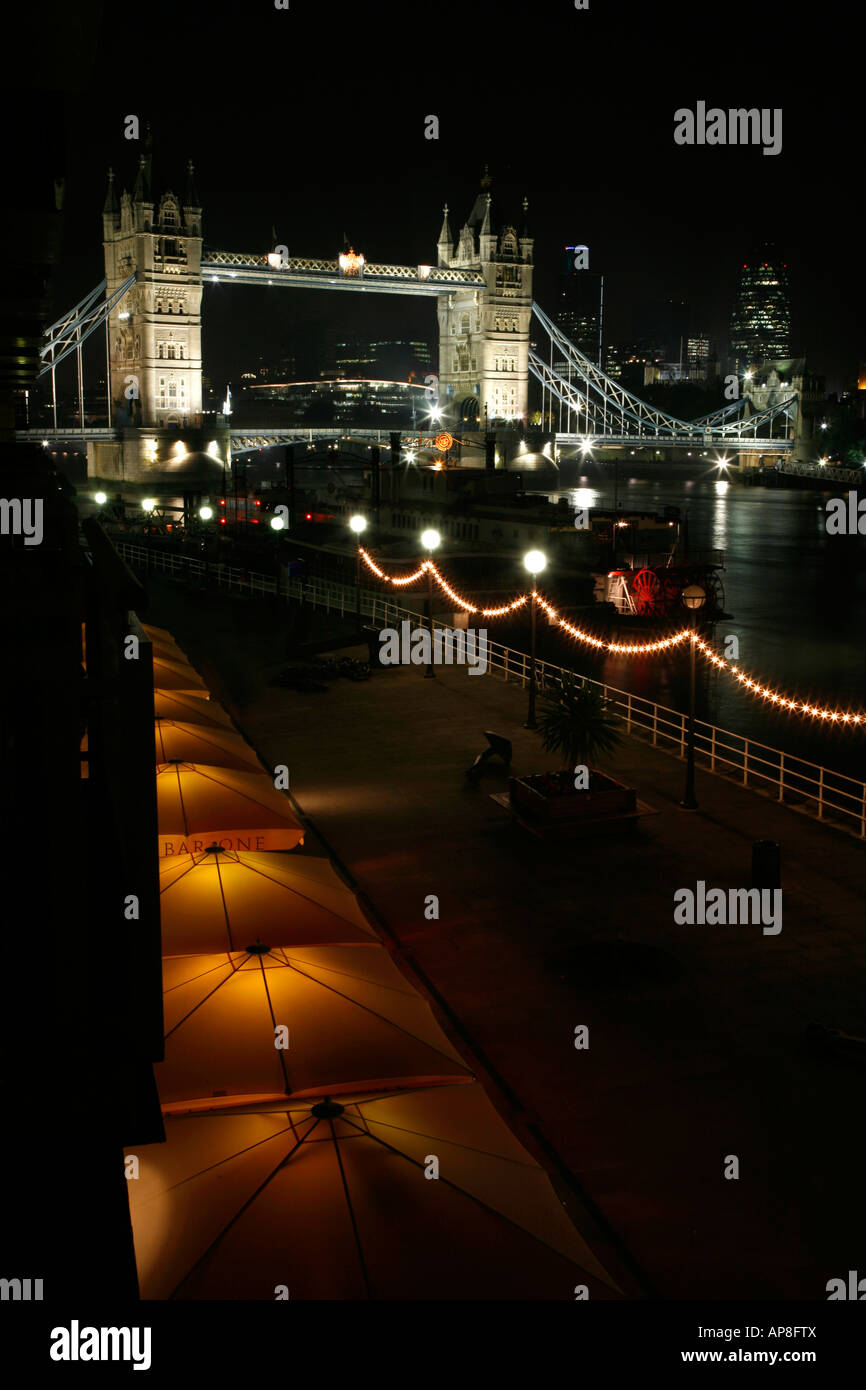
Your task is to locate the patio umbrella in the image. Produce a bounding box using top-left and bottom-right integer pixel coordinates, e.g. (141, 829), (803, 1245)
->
(152, 656), (208, 695)
(159, 848), (380, 953)
(153, 692), (234, 729)
(156, 763), (304, 854)
(127, 1082), (621, 1300)
(154, 721), (263, 772)
(144, 625), (189, 656)
(150, 639), (192, 665)
(158, 945), (470, 1104)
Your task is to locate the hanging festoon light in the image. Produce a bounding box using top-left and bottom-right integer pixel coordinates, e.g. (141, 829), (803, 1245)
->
(358, 554), (866, 725)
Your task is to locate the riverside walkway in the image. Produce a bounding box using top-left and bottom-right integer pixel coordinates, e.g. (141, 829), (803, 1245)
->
(148, 578), (866, 1300)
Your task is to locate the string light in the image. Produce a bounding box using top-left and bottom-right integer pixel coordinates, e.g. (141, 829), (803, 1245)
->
(360, 551), (865, 725)
(693, 636), (865, 724)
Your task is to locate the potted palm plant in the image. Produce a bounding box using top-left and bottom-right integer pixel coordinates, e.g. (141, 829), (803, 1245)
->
(510, 672), (635, 822)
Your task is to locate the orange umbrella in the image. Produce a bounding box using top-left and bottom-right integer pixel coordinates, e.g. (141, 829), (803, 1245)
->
(156, 763), (304, 855)
(158, 946), (470, 1104)
(144, 624), (188, 656)
(152, 656), (208, 695)
(155, 722), (263, 772)
(154, 693), (233, 729)
(159, 848), (380, 953)
(150, 639), (191, 665)
(127, 1083), (621, 1300)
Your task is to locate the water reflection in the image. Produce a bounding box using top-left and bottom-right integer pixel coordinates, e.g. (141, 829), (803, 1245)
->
(571, 486), (600, 511)
(534, 472), (866, 779)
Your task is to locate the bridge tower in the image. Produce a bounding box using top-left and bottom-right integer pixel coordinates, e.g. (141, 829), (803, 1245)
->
(435, 171), (533, 426)
(102, 157), (204, 428)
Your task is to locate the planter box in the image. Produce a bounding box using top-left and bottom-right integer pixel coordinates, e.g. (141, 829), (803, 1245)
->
(509, 769), (636, 822)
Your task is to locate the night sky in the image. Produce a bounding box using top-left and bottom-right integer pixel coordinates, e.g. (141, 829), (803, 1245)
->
(10, 1), (863, 392)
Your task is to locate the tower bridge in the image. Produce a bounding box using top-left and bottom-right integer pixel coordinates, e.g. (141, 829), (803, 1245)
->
(18, 157), (798, 481)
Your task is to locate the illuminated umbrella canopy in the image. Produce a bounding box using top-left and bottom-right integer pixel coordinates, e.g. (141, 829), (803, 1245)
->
(153, 692), (234, 729)
(152, 655), (209, 695)
(150, 639), (192, 665)
(159, 848), (380, 954)
(128, 1083), (621, 1300)
(144, 624), (189, 657)
(155, 721), (263, 772)
(157, 763), (304, 854)
(158, 945), (470, 1104)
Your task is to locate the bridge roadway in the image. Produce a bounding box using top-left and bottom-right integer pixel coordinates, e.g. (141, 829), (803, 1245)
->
(19, 426), (794, 457)
(202, 252), (486, 297)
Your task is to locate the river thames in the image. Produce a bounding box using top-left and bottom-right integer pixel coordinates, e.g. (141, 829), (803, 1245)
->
(536, 468), (866, 786)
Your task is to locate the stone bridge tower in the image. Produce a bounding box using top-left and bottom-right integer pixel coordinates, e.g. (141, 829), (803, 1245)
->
(435, 170), (533, 426)
(102, 156), (203, 429)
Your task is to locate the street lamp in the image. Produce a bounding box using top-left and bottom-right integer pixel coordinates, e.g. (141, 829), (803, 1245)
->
(94, 491), (107, 506)
(523, 549), (547, 728)
(680, 583), (706, 810)
(141, 497), (156, 513)
(421, 528), (441, 678)
(349, 514), (367, 633)
(269, 514), (285, 531)
(199, 505), (213, 521)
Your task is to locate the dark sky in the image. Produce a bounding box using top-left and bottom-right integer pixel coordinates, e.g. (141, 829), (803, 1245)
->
(10, 0), (864, 393)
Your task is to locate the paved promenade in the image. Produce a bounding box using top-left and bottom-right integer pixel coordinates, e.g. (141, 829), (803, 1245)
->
(149, 580), (866, 1300)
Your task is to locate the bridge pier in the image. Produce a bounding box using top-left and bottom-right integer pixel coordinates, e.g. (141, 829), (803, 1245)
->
(87, 424), (231, 489)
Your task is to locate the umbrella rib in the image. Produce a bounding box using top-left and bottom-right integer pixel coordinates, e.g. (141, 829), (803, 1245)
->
(168, 1120), (321, 1300)
(158, 1117), (304, 1195)
(328, 1117), (374, 1301)
(256, 955), (292, 1094)
(164, 958), (246, 1038)
(215, 855), (235, 953)
(341, 1116), (540, 1171)
(185, 764), (295, 817)
(173, 763), (191, 838)
(334, 1112), (604, 1274)
(267, 954), (469, 1071)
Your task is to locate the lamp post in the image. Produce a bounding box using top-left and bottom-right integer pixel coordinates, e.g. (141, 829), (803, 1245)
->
(523, 549), (547, 728)
(421, 528), (441, 678)
(349, 514), (367, 634)
(680, 583), (706, 810)
(199, 505), (214, 587)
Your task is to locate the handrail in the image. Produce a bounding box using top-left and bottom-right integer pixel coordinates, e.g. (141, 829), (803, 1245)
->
(112, 541), (866, 838)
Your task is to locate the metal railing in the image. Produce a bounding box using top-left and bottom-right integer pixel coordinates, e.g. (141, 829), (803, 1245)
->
(113, 542), (866, 839)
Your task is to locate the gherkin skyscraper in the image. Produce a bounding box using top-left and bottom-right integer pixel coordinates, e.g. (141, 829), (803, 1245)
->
(730, 246), (791, 366)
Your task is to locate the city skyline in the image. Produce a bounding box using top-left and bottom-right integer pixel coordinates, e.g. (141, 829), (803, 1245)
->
(20, 0), (859, 401)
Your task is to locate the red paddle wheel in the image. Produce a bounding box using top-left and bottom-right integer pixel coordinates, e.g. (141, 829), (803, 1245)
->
(631, 567), (666, 616)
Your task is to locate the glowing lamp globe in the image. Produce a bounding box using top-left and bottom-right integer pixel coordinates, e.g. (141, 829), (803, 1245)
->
(421, 529), (441, 551)
(524, 549), (547, 577)
(682, 584), (707, 611)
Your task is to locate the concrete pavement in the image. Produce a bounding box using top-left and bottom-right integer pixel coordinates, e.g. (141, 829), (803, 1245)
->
(148, 579), (866, 1300)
